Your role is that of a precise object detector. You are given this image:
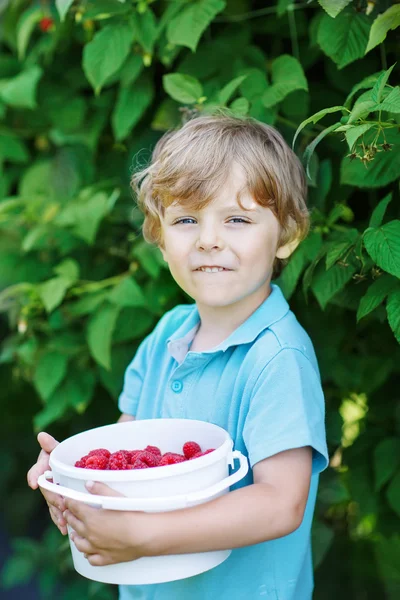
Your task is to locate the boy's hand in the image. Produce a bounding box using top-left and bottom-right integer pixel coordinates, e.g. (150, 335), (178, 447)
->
(64, 482), (150, 566)
(27, 432), (67, 535)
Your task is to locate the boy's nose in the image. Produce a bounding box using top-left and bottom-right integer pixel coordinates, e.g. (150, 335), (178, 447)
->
(195, 228), (224, 251)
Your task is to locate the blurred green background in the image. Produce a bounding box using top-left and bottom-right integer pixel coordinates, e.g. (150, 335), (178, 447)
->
(0, 1), (400, 598)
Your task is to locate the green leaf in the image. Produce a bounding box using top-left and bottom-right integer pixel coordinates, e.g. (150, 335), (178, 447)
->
(364, 221), (400, 278)
(57, 190), (119, 244)
(108, 277), (146, 308)
(16, 7), (43, 60)
(277, 243), (309, 300)
(163, 73), (203, 104)
(357, 274), (399, 321)
(371, 64), (396, 103)
(387, 289), (400, 344)
(67, 291), (107, 316)
(347, 99), (375, 124)
(98, 344), (134, 400)
(132, 241), (164, 279)
(33, 371), (95, 430)
(387, 471), (400, 518)
(374, 438), (400, 491)
(219, 75), (248, 106)
(345, 123), (375, 151)
(303, 123), (340, 178)
(56, 0), (74, 21)
(39, 277), (71, 313)
(292, 106), (346, 149)
(374, 86), (400, 114)
(263, 55), (308, 108)
(312, 519), (334, 570)
(166, 0), (226, 52)
(325, 239), (356, 270)
(277, 0), (292, 17)
(1, 554), (36, 588)
(33, 351), (68, 402)
(341, 131), (400, 188)
(318, 0), (352, 19)
(311, 262), (357, 309)
(112, 75), (154, 140)
(369, 193), (392, 228)
(120, 54), (144, 88)
(53, 259), (80, 283)
(83, 24), (135, 94)
(344, 70), (383, 108)
(229, 97), (249, 116)
(0, 134), (29, 163)
(317, 9), (371, 69)
(366, 5), (400, 54)
(130, 8), (158, 54)
(0, 66), (43, 109)
(87, 302), (120, 370)
(113, 307), (154, 342)
(374, 535), (400, 584)
(68, 369), (96, 413)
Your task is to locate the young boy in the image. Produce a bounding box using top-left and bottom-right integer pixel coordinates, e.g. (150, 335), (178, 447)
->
(28, 112), (328, 600)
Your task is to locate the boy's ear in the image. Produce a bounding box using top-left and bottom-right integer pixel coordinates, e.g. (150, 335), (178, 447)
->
(158, 243), (167, 263)
(275, 237), (300, 260)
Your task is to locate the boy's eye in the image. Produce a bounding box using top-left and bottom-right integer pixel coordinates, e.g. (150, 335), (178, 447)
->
(174, 217), (250, 224)
(228, 218), (250, 223)
(174, 218), (196, 224)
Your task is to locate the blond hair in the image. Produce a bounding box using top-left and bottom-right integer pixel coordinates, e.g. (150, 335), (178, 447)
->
(131, 110), (309, 278)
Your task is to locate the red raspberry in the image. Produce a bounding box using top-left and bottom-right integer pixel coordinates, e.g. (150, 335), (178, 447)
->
(144, 445), (161, 457)
(75, 454), (90, 467)
(182, 441), (201, 459)
(39, 17), (54, 32)
(108, 451), (129, 470)
(189, 451), (203, 460)
(131, 458), (149, 469)
(203, 449), (215, 455)
(127, 450), (142, 464)
(85, 455), (108, 470)
(135, 450), (160, 467)
(159, 452), (186, 466)
(88, 448), (111, 459)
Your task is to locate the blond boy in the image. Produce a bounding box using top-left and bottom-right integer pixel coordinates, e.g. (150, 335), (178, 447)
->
(28, 113), (328, 600)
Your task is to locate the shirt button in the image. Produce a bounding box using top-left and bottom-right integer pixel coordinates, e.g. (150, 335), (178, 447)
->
(171, 380), (183, 393)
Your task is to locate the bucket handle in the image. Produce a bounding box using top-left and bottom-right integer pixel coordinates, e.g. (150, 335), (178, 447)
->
(37, 450), (248, 512)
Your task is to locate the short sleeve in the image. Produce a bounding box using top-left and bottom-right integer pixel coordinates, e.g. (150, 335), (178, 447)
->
(243, 348), (329, 474)
(117, 332), (154, 416)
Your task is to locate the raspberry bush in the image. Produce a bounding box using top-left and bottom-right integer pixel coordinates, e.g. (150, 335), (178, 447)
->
(0, 1), (399, 599)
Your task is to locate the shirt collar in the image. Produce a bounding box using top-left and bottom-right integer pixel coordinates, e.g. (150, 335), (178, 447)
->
(167, 283), (289, 360)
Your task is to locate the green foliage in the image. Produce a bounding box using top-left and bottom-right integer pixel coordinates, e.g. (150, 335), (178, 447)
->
(0, 1), (399, 599)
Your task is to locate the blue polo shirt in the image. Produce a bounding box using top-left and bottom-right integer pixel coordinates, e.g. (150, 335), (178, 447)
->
(118, 283), (328, 600)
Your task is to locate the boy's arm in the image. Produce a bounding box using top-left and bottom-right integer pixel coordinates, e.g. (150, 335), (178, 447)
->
(63, 446), (312, 565)
(151, 446), (313, 554)
(117, 413), (136, 423)
(143, 446), (312, 556)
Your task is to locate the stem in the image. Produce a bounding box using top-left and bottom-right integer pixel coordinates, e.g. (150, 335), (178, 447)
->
(214, 1), (318, 23)
(288, 6), (300, 61)
(380, 43), (387, 71)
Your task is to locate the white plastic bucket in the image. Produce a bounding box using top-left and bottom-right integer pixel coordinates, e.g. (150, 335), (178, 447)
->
(38, 418), (248, 585)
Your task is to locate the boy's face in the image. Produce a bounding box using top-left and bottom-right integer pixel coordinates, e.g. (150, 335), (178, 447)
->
(159, 163), (297, 313)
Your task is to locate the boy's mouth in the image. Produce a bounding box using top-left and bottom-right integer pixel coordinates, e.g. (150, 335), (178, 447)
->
(194, 266), (231, 273)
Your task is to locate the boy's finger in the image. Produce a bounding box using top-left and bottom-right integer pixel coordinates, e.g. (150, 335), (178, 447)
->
(37, 432), (59, 453)
(27, 433), (59, 489)
(85, 481), (124, 497)
(27, 455), (49, 489)
(43, 489), (66, 512)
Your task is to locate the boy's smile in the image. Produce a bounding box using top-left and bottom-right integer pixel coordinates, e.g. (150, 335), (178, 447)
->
(159, 163), (297, 330)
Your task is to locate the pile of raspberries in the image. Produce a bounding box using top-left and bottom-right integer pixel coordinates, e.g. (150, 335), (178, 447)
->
(74, 441), (215, 470)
